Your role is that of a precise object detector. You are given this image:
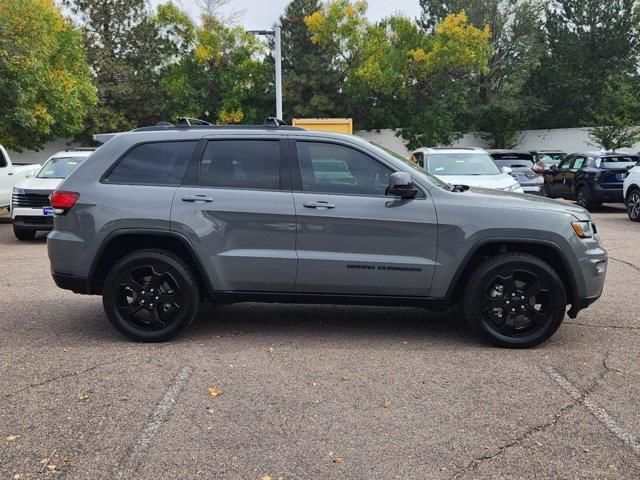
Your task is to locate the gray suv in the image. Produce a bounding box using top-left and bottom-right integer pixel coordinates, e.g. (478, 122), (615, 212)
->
(47, 123), (607, 347)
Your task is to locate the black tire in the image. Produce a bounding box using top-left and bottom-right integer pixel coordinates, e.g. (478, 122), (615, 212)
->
(463, 253), (567, 348)
(626, 188), (640, 222)
(575, 186), (593, 210)
(13, 226), (36, 241)
(542, 182), (555, 198)
(102, 249), (200, 342)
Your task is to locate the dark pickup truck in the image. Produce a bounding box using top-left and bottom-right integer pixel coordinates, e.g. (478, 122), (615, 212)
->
(543, 151), (638, 210)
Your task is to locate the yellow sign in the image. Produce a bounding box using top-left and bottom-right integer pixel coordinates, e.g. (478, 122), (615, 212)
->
(292, 118), (353, 135)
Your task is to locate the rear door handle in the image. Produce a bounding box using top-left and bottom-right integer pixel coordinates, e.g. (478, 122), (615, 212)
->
(303, 201), (335, 209)
(182, 195), (214, 203)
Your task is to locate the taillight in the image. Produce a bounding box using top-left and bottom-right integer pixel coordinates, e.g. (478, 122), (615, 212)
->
(50, 190), (80, 214)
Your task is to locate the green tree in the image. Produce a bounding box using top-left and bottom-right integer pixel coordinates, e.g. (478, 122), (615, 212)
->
(588, 79), (640, 151)
(157, 4), (272, 124)
(63, 0), (180, 134)
(276, 0), (346, 121)
(527, 0), (640, 129)
(419, 0), (545, 147)
(306, 2), (491, 148)
(0, 0), (96, 151)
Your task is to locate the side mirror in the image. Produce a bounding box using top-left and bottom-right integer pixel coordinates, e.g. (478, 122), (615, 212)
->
(386, 171), (418, 199)
(549, 164), (558, 172)
(501, 166), (513, 175)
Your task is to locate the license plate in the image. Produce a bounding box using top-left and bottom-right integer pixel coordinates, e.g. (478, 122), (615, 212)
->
(42, 207), (55, 216)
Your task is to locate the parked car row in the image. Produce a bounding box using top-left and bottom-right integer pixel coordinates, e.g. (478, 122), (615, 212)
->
(9, 148), (95, 240)
(410, 146), (640, 221)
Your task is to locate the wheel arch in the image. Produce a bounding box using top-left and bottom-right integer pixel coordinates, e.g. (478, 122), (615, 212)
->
(625, 183), (640, 201)
(447, 239), (578, 307)
(89, 229), (212, 295)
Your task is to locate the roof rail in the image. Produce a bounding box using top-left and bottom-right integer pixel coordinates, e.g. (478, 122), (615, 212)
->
(263, 117), (288, 127)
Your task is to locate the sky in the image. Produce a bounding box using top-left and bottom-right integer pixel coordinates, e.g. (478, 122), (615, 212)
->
(153, 0), (423, 29)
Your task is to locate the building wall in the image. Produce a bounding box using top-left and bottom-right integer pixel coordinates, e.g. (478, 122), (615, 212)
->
(356, 128), (640, 156)
(8, 138), (83, 165)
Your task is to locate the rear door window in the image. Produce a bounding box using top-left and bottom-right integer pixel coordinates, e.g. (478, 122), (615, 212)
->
(597, 156), (639, 169)
(106, 141), (197, 185)
(200, 140), (281, 190)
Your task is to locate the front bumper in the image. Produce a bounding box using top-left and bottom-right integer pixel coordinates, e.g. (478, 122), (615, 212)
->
(568, 294), (601, 319)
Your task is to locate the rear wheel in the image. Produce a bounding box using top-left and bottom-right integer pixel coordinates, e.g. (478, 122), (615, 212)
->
(13, 226), (36, 241)
(463, 253), (567, 348)
(627, 188), (640, 222)
(576, 186), (593, 210)
(102, 249), (200, 342)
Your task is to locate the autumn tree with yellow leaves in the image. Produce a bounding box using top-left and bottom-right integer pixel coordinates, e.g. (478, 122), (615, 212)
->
(0, 0), (96, 151)
(306, 1), (491, 148)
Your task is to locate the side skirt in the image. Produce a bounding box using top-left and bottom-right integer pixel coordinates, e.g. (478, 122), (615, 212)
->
(206, 290), (452, 310)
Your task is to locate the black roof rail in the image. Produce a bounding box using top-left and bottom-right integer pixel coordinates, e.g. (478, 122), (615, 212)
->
(65, 147), (97, 152)
(263, 117), (288, 127)
(130, 117), (305, 133)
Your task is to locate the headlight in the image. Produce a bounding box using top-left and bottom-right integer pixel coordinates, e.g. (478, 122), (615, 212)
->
(572, 221), (594, 238)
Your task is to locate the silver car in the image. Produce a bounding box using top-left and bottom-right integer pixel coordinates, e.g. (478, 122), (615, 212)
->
(47, 121), (607, 347)
(488, 150), (544, 195)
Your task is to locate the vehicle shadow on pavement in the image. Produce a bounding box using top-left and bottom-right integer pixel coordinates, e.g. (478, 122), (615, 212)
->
(186, 302), (478, 346)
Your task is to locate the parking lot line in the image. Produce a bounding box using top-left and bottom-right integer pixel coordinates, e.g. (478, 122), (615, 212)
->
(114, 366), (193, 479)
(543, 365), (640, 457)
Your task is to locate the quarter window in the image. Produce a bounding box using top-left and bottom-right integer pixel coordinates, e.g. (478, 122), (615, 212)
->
(297, 142), (393, 196)
(200, 140), (280, 190)
(106, 141), (197, 185)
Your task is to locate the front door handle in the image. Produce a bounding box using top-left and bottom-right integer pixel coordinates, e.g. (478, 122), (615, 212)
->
(182, 195), (214, 203)
(303, 201), (335, 209)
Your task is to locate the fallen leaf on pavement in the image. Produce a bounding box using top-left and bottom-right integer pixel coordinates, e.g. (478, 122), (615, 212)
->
(267, 347), (276, 355)
(381, 400), (391, 409)
(77, 394), (89, 402)
(4, 435), (19, 442)
(208, 386), (222, 397)
(261, 475), (272, 480)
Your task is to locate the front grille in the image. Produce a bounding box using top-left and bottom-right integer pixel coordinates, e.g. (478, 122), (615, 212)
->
(12, 193), (51, 208)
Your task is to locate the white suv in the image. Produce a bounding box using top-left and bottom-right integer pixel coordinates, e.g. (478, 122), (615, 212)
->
(11, 148), (94, 240)
(410, 147), (524, 193)
(623, 163), (640, 222)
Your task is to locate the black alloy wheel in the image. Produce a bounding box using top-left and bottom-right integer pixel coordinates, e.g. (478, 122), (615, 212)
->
(463, 253), (567, 348)
(103, 250), (200, 341)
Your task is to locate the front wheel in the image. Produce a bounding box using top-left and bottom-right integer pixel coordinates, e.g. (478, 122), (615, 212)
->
(13, 225), (36, 241)
(463, 253), (567, 348)
(627, 188), (640, 222)
(102, 249), (200, 342)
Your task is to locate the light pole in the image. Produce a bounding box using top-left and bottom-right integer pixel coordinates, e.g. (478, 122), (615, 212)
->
(248, 26), (283, 120)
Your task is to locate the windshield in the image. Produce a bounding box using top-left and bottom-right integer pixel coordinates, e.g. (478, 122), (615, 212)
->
(598, 155), (639, 169)
(37, 156), (87, 179)
(369, 142), (452, 190)
(426, 153), (502, 176)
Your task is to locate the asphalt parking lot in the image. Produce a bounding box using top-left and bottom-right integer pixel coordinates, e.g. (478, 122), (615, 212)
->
(1, 205), (639, 479)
